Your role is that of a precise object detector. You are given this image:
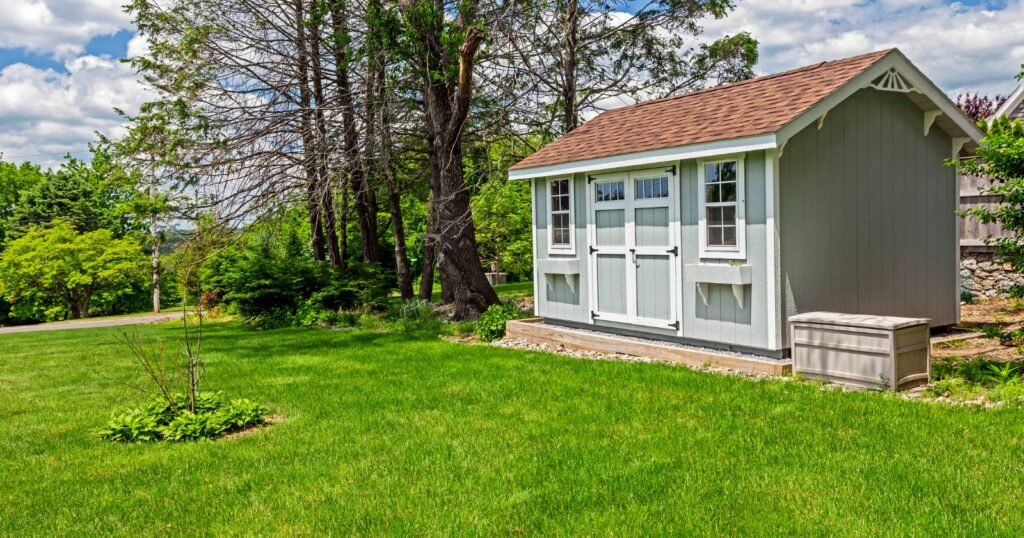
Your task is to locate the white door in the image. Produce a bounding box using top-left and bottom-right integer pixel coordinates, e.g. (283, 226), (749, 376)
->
(588, 167), (679, 331)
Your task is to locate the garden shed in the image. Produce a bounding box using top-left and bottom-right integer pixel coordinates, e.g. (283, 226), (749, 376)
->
(509, 49), (984, 358)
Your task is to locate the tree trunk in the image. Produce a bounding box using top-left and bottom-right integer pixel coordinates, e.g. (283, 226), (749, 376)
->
(560, 0), (579, 134)
(418, 187), (438, 301)
(365, 3), (413, 299)
(330, 0), (380, 263)
(295, 0), (325, 261)
(150, 177), (161, 313)
(308, 9), (343, 267)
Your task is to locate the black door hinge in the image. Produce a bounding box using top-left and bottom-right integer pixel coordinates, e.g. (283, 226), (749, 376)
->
(666, 246), (678, 256)
(587, 175), (597, 184)
(668, 321), (679, 330)
(665, 165), (676, 176)
(589, 246), (599, 255)
(591, 311), (599, 320)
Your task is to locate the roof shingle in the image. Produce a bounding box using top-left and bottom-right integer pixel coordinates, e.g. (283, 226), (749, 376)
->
(510, 49), (893, 171)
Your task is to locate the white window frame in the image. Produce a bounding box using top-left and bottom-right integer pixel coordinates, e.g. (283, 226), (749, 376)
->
(697, 154), (746, 260)
(547, 176), (575, 256)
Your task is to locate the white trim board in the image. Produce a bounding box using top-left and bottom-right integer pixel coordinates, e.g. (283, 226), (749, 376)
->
(993, 82), (1024, 120)
(508, 134), (777, 180)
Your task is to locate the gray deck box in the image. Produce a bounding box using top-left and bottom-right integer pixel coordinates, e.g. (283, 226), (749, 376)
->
(789, 312), (931, 390)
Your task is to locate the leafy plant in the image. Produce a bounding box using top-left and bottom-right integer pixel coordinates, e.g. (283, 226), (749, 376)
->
(97, 409), (163, 443)
(477, 302), (522, 341)
(395, 299), (439, 332)
(161, 411), (224, 442)
(985, 362), (1020, 385)
(216, 399), (269, 432)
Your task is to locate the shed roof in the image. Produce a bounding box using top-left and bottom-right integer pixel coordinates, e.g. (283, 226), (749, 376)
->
(510, 49), (982, 177)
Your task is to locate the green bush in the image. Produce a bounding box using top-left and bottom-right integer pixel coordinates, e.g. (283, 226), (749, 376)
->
(98, 392), (269, 443)
(216, 399), (269, 431)
(161, 411), (224, 442)
(477, 302), (521, 341)
(97, 408), (162, 443)
(395, 299), (440, 332)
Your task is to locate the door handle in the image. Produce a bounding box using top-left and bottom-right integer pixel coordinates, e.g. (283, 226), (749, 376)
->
(630, 248), (637, 266)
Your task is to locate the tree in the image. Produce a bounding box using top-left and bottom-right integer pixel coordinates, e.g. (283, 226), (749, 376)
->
(0, 222), (146, 320)
(6, 146), (142, 241)
(956, 93), (1008, 123)
(398, 0), (501, 319)
(958, 116), (1024, 270)
(0, 160), (45, 250)
(473, 176), (533, 279)
(505, 0), (758, 136)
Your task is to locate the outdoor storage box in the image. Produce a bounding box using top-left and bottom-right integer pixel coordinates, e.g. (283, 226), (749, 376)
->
(789, 312), (930, 390)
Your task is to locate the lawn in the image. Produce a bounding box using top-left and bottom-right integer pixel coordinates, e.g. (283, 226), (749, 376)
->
(3, 322), (1024, 535)
(415, 280), (534, 303)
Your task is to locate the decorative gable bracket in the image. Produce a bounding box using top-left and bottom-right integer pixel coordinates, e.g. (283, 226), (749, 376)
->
(867, 68), (919, 94)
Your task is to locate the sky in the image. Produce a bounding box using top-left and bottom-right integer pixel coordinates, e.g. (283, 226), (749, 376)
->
(0, 0), (1020, 168)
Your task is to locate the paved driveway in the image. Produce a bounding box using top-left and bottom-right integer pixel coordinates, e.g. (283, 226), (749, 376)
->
(0, 312), (184, 335)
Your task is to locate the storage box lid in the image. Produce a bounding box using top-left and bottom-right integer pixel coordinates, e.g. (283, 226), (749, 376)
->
(788, 311), (930, 330)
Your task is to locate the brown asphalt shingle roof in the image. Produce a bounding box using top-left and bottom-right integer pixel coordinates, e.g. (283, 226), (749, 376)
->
(510, 49), (894, 171)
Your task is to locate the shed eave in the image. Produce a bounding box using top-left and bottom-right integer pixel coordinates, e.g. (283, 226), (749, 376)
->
(507, 133), (778, 181)
(992, 82), (1024, 120)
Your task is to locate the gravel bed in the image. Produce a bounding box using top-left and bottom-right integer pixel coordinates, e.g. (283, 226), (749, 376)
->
(492, 336), (787, 380)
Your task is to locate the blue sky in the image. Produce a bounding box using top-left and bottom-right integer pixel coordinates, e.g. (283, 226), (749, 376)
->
(0, 0), (1021, 167)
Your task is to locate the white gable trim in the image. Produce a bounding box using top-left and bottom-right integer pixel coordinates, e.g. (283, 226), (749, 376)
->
(507, 134), (777, 180)
(992, 82), (1024, 120)
(777, 50), (984, 147)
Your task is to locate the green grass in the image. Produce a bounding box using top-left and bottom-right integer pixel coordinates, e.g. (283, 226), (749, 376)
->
(3, 322), (1024, 535)
(414, 280), (534, 303)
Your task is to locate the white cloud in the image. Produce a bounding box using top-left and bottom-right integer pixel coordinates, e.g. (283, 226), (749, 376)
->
(703, 0), (1024, 97)
(0, 0), (131, 58)
(0, 55), (151, 167)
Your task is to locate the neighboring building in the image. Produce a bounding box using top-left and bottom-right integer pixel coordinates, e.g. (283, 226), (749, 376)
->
(959, 81), (1024, 298)
(510, 49), (982, 358)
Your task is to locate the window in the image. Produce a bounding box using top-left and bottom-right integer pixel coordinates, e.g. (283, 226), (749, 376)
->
(549, 178), (573, 252)
(595, 180), (624, 202)
(698, 157), (745, 259)
(634, 177), (669, 200)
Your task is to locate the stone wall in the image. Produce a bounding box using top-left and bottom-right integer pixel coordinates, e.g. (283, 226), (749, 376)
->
(961, 248), (1024, 299)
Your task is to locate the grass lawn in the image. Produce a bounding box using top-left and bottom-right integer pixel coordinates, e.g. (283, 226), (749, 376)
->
(3, 322), (1024, 535)
(414, 280), (534, 303)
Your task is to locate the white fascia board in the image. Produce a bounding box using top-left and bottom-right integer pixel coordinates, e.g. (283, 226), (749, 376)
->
(776, 50), (985, 146)
(992, 82), (1024, 120)
(507, 133), (777, 181)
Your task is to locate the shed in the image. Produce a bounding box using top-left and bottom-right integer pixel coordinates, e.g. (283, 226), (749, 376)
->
(509, 49), (984, 358)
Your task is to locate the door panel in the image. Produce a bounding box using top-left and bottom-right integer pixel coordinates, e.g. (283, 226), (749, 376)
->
(595, 209), (626, 246)
(635, 207), (669, 247)
(635, 255), (672, 320)
(596, 254), (628, 315)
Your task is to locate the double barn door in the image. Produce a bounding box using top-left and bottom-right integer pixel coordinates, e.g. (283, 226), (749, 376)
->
(587, 167), (680, 331)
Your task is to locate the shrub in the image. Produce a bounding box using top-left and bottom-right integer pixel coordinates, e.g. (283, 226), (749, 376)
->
(477, 302), (521, 341)
(98, 409), (163, 443)
(216, 399), (269, 432)
(98, 392), (269, 443)
(161, 411), (224, 442)
(395, 299), (440, 332)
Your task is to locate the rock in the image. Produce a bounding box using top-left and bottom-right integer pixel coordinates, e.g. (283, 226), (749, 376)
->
(962, 258), (978, 270)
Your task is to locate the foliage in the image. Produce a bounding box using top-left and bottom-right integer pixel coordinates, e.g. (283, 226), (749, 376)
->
(957, 117), (1024, 271)
(394, 299), (440, 332)
(5, 145), (144, 242)
(99, 392), (268, 444)
(956, 93), (1008, 123)
(0, 222), (147, 320)
(97, 408), (163, 443)
(161, 411), (224, 442)
(0, 160), (46, 250)
(476, 301), (522, 341)
(472, 175), (533, 279)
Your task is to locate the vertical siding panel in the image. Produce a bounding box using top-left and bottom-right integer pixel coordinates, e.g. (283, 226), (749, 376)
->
(779, 88), (957, 331)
